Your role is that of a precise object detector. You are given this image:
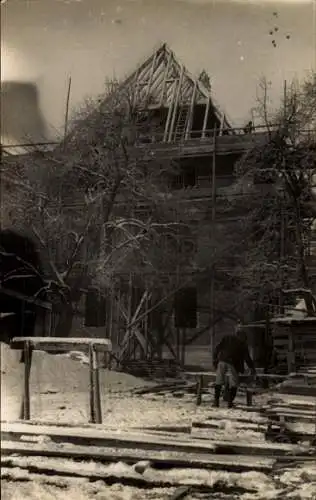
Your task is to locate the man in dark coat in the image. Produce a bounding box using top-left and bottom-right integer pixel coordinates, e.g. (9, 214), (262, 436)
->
(213, 329), (256, 408)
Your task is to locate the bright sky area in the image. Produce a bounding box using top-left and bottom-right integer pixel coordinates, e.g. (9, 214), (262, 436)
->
(1, 0), (315, 137)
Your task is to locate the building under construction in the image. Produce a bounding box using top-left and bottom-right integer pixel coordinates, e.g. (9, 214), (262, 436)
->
(1, 43), (315, 370)
(78, 43), (315, 368)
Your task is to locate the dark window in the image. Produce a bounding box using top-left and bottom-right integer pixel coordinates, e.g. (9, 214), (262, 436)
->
(174, 287), (197, 328)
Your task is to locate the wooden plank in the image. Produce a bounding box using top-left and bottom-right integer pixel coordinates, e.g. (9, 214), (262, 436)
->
(192, 421), (266, 432)
(11, 337), (112, 353)
(284, 422), (316, 437)
(1, 423), (216, 454)
(186, 371), (288, 380)
(200, 413), (267, 425)
(277, 385), (316, 397)
(266, 410), (316, 423)
(266, 406), (316, 417)
(139, 419), (267, 437)
(0, 440), (276, 473)
(1, 423), (306, 457)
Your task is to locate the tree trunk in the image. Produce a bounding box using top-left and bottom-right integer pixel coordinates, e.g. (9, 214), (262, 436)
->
(54, 302), (74, 337)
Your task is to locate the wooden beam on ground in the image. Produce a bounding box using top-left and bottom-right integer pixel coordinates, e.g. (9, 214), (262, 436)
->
(10, 337), (112, 353)
(199, 413), (267, 425)
(1, 423), (216, 455)
(266, 408), (316, 423)
(185, 371), (289, 380)
(276, 385), (316, 397)
(0, 441), (277, 473)
(1, 423), (306, 457)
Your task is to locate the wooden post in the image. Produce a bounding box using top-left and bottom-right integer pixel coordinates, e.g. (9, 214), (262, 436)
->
(127, 274), (133, 360)
(287, 329), (295, 374)
(176, 327), (180, 363)
(181, 328), (186, 367)
(89, 344), (95, 423)
(279, 198), (285, 315)
(196, 374), (203, 406)
(168, 65), (184, 143)
(202, 97), (210, 139)
(63, 76), (72, 149)
(246, 389), (253, 407)
(144, 289), (149, 359)
(93, 345), (102, 424)
(22, 341), (32, 420)
(185, 81), (197, 140)
(219, 113), (225, 136)
(88, 344), (102, 424)
(210, 126), (217, 354)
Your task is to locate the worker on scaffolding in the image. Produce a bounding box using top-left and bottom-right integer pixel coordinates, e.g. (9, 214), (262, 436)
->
(212, 327), (256, 408)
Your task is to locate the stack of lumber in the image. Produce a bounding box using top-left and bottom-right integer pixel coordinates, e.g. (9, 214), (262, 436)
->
(120, 359), (181, 379)
(1, 417), (314, 487)
(263, 393), (316, 444)
(275, 367), (316, 397)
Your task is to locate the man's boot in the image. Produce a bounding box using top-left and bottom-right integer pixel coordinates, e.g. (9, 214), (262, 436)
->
(227, 387), (237, 408)
(213, 385), (221, 407)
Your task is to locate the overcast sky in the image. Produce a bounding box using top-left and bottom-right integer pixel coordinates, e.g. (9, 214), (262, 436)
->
(1, 0), (315, 140)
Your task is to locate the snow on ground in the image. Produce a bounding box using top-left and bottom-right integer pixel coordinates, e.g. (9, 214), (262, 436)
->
(1, 343), (316, 499)
(1, 475), (173, 500)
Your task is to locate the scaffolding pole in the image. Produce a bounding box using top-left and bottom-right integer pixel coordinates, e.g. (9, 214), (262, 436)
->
(210, 125), (217, 353)
(63, 76), (72, 149)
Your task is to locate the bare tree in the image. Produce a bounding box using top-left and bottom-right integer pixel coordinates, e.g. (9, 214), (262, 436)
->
(220, 73), (316, 320)
(1, 81), (190, 339)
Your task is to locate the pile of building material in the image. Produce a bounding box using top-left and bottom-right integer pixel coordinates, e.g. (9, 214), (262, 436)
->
(120, 358), (181, 379)
(263, 368), (316, 445)
(2, 406), (315, 491)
